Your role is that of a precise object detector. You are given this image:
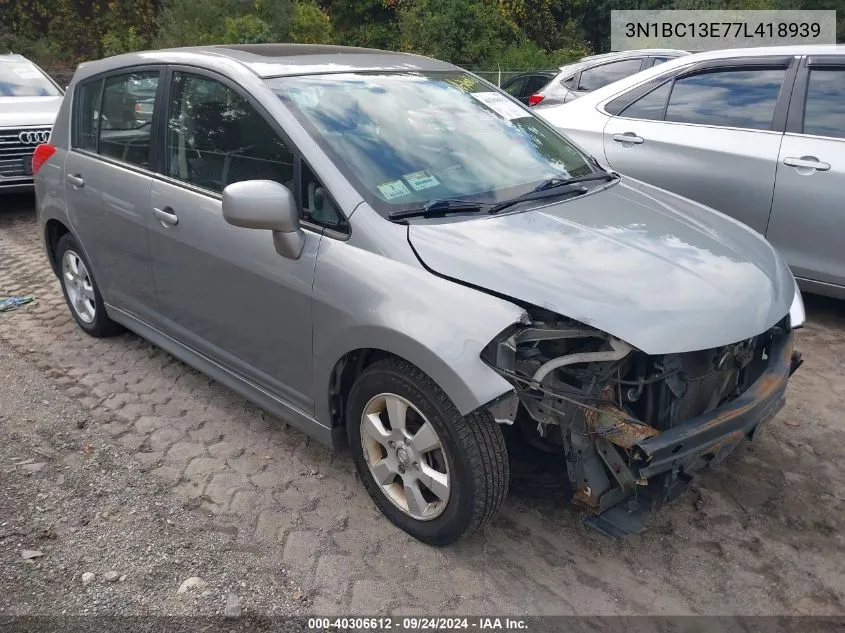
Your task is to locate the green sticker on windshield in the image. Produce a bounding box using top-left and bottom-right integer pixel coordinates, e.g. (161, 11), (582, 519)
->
(377, 180), (411, 200)
(403, 170), (440, 192)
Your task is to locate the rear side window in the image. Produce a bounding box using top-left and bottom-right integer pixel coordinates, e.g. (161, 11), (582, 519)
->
(802, 69), (845, 139)
(98, 71), (160, 168)
(620, 81), (672, 120)
(578, 59), (642, 91)
(74, 79), (103, 151)
(524, 74), (551, 94)
(502, 77), (525, 97)
(665, 68), (786, 131)
(166, 72), (295, 194)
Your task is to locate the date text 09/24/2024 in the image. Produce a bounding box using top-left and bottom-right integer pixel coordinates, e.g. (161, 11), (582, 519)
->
(307, 617), (529, 631)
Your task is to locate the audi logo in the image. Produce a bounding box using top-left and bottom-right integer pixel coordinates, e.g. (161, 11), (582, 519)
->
(19, 130), (50, 145)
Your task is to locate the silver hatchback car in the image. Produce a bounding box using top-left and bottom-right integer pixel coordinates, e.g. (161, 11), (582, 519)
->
(35, 44), (805, 545)
(538, 45), (845, 300)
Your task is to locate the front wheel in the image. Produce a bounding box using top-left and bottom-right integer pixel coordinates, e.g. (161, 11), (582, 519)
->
(347, 358), (509, 546)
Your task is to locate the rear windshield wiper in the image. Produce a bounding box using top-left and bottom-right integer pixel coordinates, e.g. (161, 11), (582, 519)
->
(487, 171), (618, 214)
(388, 199), (487, 221)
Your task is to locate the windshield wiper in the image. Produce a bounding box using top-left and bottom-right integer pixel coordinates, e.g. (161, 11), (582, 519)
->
(388, 199), (487, 221)
(486, 171), (619, 215)
(534, 170), (620, 192)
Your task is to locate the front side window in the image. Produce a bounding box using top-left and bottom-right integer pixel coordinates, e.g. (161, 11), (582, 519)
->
(803, 68), (845, 140)
(578, 59), (643, 91)
(665, 68), (786, 131)
(267, 71), (594, 217)
(166, 72), (294, 194)
(0, 59), (61, 97)
(98, 71), (160, 168)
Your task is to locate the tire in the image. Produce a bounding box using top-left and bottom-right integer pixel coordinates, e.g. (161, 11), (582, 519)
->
(55, 233), (122, 338)
(347, 357), (509, 546)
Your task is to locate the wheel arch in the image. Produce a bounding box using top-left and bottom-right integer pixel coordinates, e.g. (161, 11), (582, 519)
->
(44, 218), (72, 276)
(318, 325), (517, 431)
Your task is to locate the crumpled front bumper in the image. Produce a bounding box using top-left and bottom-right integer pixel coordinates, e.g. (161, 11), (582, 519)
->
(585, 328), (801, 539)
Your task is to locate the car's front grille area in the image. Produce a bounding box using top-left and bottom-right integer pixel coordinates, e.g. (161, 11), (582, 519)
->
(0, 127), (51, 180)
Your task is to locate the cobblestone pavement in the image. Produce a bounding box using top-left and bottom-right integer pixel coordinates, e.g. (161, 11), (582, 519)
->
(2, 198), (844, 616)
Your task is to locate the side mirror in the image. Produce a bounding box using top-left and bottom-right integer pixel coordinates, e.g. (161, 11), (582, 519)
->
(222, 180), (305, 260)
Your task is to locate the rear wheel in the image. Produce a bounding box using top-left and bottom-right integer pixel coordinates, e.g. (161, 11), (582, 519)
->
(347, 358), (509, 545)
(55, 233), (122, 338)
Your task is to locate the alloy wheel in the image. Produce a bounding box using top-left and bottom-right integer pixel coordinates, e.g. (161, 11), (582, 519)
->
(62, 250), (96, 324)
(360, 393), (451, 520)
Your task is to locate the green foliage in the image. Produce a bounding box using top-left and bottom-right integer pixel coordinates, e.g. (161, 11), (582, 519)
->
(155, 0), (293, 48)
(291, 1), (334, 44)
(101, 27), (146, 57)
(4, 0), (845, 73)
(397, 0), (520, 67)
(223, 15), (274, 44)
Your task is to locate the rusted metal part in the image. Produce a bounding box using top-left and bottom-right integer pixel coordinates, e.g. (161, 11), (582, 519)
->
(572, 486), (599, 513)
(634, 330), (794, 479)
(585, 402), (660, 449)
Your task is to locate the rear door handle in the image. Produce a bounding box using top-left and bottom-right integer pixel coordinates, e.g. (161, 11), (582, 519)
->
(154, 206), (179, 226)
(784, 156), (830, 172)
(612, 133), (644, 145)
(66, 174), (84, 188)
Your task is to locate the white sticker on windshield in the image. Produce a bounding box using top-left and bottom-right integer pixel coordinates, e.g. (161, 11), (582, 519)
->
(403, 170), (440, 192)
(470, 91), (531, 120)
(377, 179), (411, 200)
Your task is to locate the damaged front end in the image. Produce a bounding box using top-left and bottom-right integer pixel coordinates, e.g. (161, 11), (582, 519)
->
(483, 308), (803, 539)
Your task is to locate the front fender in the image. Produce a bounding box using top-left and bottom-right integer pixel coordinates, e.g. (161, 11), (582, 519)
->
(312, 237), (526, 426)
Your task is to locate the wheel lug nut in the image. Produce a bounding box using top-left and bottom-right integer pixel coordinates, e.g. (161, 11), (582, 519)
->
(398, 465), (405, 474)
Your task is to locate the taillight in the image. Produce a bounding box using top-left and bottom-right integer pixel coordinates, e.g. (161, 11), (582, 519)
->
(32, 143), (57, 175)
(528, 94), (545, 106)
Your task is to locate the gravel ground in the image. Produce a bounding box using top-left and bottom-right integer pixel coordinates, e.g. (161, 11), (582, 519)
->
(0, 340), (306, 619)
(1, 196), (844, 623)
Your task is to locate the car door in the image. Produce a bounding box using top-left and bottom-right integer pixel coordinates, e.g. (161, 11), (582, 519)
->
(766, 56), (845, 289)
(602, 57), (796, 234)
(64, 67), (162, 322)
(146, 68), (321, 413)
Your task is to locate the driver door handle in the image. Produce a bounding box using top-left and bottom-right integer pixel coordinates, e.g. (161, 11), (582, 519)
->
(784, 156), (830, 171)
(66, 173), (84, 188)
(154, 206), (179, 226)
(612, 133), (644, 145)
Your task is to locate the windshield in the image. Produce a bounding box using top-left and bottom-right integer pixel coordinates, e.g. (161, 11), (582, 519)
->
(266, 71), (595, 216)
(0, 60), (61, 97)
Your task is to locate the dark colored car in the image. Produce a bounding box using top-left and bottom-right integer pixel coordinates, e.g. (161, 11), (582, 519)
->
(500, 71), (556, 105)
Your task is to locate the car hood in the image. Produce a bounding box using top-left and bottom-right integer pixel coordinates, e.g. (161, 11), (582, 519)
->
(407, 178), (794, 354)
(0, 96), (62, 127)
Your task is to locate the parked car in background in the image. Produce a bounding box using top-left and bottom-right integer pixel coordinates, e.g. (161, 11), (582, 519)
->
(500, 70), (556, 105)
(34, 44), (804, 545)
(527, 49), (688, 108)
(538, 45), (845, 300)
(0, 54), (63, 193)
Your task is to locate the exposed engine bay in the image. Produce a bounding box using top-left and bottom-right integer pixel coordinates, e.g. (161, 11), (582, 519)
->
(483, 307), (802, 538)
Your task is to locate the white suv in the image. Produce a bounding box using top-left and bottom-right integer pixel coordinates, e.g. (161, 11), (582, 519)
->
(1, 54), (63, 193)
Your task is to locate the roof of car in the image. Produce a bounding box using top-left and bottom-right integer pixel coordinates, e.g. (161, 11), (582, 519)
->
(1, 53), (31, 62)
(74, 43), (457, 81)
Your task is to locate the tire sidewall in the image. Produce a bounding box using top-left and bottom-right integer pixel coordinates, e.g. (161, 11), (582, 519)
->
(347, 362), (478, 545)
(55, 234), (110, 335)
